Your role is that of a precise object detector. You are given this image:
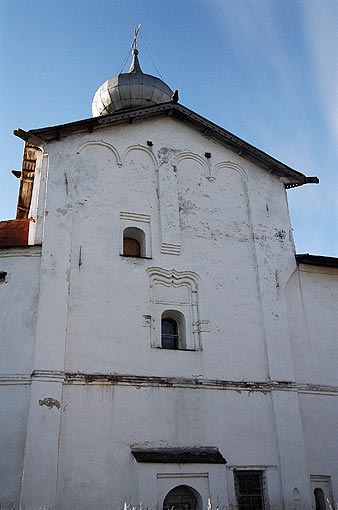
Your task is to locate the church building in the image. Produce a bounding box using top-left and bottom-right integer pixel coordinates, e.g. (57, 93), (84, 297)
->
(1, 36), (337, 510)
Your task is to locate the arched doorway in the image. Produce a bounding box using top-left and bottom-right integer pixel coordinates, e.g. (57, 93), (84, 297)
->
(163, 485), (202, 510)
(314, 488), (326, 510)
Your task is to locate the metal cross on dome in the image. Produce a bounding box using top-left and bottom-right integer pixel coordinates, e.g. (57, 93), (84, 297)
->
(131, 24), (141, 51)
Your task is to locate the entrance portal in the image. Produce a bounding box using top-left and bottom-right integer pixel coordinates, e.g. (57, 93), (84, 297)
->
(314, 488), (326, 510)
(163, 485), (202, 510)
(311, 476), (333, 510)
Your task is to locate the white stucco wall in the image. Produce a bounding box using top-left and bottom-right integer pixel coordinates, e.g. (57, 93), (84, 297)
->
(3, 115), (337, 509)
(0, 246), (41, 508)
(56, 384), (280, 510)
(287, 264), (338, 386)
(299, 392), (338, 499)
(36, 116), (296, 385)
(286, 263), (338, 503)
(0, 247), (41, 374)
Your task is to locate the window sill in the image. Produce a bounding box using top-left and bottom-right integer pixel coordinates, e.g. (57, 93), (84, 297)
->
(152, 346), (202, 352)
(120, 254), (152, 259)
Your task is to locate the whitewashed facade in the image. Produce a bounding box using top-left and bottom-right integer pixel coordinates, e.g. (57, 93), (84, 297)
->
(0, 58), (337, 510)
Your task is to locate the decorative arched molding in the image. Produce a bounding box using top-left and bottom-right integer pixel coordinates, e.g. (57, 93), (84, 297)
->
(148, 267), (199, 293)
(146, 267), (208, 350)
(174, 151), (211, 179)
(211, 161), (248, 182)
(122, 144), (159, 171)
(76, 140), (121, 166)
(293, 487), (301, 501)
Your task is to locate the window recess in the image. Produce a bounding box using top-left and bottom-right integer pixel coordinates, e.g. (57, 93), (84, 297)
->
(234, 470), (266, 510)
(119, 212), (152, 258)
(123, 227), (144, 257)
(161, 310), (186, 350)
(147, 267), (208, 350)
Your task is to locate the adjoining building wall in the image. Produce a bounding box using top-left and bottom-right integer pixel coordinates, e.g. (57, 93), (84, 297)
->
(0, 247), (41, 508)
(0, 247), (41, 374)
(299, 393), (338, 498)
(286, 263), (338, 503)
(287, 264), (338, 387)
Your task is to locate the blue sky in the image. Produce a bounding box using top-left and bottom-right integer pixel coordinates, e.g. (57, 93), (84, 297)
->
(1, 0), (337, 255)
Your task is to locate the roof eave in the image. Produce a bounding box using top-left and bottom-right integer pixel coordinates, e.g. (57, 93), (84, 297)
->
(15, 102), (318, 187)
(296, 254), (338, 268)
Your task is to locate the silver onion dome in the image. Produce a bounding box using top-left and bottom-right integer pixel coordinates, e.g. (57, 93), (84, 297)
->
(92, 49), (173, 117)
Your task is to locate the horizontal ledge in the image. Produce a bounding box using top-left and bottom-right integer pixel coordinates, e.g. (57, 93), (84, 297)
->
(131, 447), (226, 464)
(63, 373), (338, 395)
(2, 372), (336, 396)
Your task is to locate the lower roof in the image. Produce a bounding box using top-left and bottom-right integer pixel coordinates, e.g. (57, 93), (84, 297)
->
(0, 219), (31, 247)
(296, 254), (338, 268)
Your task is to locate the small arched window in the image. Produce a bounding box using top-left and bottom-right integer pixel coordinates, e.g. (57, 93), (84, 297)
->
(161, 310), (186, 349)
(122, 227), (146, 257)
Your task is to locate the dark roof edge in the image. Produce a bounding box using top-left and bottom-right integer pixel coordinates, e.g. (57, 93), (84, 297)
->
(296, 254), (338, 268)
(131, 446), (226, 464)
(15, 102), (318, 187)
(171, 104), (318, 187)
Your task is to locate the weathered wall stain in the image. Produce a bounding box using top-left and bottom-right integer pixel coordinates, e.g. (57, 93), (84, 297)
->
(0, 271), (8, 283)
(38, 397), (60, 409)
(157, 147), (180, 165)
(64, 172), (69, 196)
(56, 208), (68, 216)
(275, 229), (286, 240)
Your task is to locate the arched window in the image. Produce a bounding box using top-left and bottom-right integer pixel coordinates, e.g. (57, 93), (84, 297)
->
(163, 485), (201, 510)
(122, 227), (146, 257)
(161, 310), (185, 349)
(147, 268), (203, 351)
(161, 318), (179, 349)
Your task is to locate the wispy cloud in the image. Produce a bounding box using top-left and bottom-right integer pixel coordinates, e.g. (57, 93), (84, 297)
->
(212, 1), (303, 97)
(211, 0), (338, 255)
(300, 0), (338, 147)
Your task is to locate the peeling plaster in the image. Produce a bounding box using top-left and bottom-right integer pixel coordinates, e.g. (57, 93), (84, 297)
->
(0, 271), (8, 283)
(38, 397), (60, 409)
